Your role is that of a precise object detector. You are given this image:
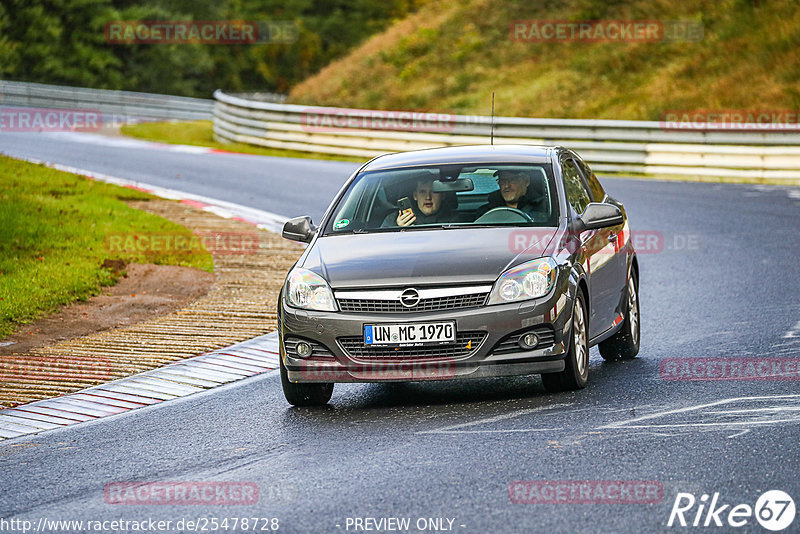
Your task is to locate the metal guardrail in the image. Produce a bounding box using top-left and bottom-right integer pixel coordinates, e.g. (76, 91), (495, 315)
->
(1, 80), (214, 122)
(213, 90), (800, 181)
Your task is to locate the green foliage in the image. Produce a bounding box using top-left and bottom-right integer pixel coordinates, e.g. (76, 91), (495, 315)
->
(1, 0), (427, 96)
(289, 0), (800, 119)
(1, 0), (122, 88)
(112, 4), (213, 96)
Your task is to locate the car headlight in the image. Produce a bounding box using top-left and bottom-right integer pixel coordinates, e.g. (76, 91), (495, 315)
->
(285, 268), (337, 311)
(487, 257), (558, 305)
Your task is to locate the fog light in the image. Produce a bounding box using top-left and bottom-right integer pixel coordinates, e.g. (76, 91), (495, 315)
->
(518, 333), (539, 350)
(296, 342), (313, 357)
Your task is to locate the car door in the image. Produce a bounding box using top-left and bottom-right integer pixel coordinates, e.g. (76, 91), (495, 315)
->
(576, 156), (628, 326)
(561, 155), (618, 339)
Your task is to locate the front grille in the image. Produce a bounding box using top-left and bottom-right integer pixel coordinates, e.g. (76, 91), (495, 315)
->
(491, 325), (556, 355)
(337, 293), (488, 313)
(338, 331), (486, 360)
(284, 337), (335, 360)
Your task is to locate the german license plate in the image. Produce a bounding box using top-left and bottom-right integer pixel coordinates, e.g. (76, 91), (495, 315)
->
(364, 322), (455, 346)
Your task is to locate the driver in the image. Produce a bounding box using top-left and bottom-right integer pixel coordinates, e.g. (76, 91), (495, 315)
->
(474, 169), (539, 219)
(382, 179), (459, 227)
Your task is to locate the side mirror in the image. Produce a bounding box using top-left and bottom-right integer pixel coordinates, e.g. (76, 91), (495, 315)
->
(574, 203), (623, 231)
(282, 216), (316, 243)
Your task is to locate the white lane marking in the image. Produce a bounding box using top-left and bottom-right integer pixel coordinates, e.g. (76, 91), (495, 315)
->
(203, 205), (237, 219)
(599, 394), (800, 430)
(788, 189), (800, 200)
(783, 320), (800, 339)
(417, 403), (572, 434)
(705, 407), (800, 414)
(601, 419), (800, 428)
(5, 155), (290, 234)
(771, 348), (800, 357)
(428, 428), (562, 434)
(40, 131), (216, 154)
(727, 429), (750, 439)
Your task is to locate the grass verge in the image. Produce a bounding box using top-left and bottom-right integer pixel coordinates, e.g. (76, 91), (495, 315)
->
(121, 120), (364, 163)
(0, 155), (214, 338)
(289, 0), (800, 120)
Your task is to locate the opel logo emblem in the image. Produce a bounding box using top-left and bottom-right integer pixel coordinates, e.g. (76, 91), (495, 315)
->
(399, 288), (420, 308)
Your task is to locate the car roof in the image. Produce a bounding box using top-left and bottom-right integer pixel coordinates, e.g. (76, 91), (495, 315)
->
(361, 144), (558, 171)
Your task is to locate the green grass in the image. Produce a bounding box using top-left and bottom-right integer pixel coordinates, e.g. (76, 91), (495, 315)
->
(289, 0), (800, 120)
(120, 120), (364, 163)
(0, 156), (214, 338)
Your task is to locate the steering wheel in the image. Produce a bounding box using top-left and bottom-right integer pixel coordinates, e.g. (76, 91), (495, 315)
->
(474, 207), (534, 224)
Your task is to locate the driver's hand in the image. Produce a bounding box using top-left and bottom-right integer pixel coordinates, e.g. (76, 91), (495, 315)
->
(397, 209), (416, 226)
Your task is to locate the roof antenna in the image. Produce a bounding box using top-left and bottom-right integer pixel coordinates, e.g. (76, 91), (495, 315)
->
(490, 92), (495, 145)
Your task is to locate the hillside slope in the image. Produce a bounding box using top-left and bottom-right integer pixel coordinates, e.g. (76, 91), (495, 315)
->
(288, 0), (800, 120)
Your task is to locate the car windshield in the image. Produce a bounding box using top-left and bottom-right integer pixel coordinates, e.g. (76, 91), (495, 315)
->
(323, 163), (559, 235)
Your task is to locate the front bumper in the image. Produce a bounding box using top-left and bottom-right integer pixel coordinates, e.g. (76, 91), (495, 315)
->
(280, 288), (574, 383)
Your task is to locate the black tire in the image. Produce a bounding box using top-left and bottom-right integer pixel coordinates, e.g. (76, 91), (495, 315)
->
(280, 358), (333, 406)
(541, 291), (589, 392)
(599, 271), (640, 361)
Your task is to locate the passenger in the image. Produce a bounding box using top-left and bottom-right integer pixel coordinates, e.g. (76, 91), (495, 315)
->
(382, 179), (459, 227)
(475, 169), (540, 219)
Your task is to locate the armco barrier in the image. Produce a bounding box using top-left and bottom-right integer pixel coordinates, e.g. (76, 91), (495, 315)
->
(212, 90), (800, 182)
(0, 80), (214, 122)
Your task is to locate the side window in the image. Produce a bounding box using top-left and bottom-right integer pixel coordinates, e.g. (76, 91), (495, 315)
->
(562, 158), (592, 215)
(575, 157), (606, 201)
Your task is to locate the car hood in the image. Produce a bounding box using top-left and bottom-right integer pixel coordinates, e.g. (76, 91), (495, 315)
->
(302, 227), (557, 288)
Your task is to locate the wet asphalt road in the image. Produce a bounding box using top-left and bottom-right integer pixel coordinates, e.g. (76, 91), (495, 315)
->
(0, 131), (359, 222)
(1, 131), (800, 533)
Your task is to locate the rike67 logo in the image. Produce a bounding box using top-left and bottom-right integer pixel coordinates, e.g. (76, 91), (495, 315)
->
(668, 490), (795, 531)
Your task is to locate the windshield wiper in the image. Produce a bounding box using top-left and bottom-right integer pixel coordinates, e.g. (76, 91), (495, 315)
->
(439, 224), (503, 229)
(327, 228), (374, 236)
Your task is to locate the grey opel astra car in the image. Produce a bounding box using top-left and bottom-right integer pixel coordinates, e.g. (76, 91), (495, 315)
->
(277, 145), (639, 406)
